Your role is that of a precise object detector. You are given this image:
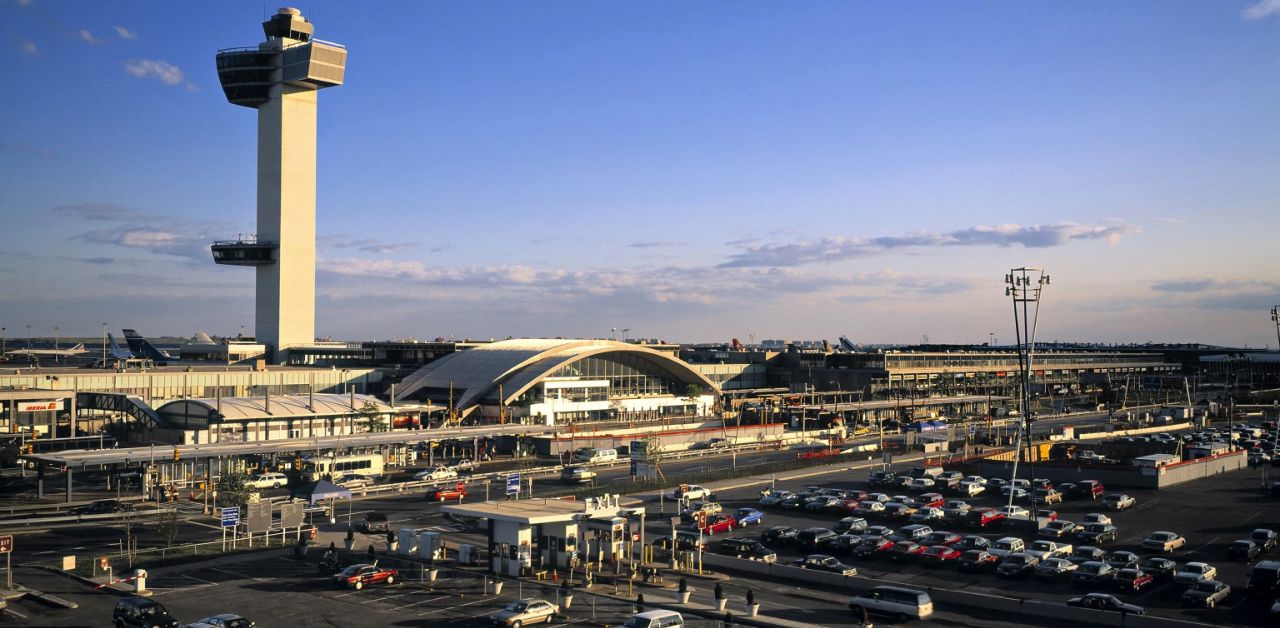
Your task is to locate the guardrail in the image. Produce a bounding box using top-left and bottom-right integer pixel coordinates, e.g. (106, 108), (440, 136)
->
(0, 494), (149, 517)
(0, 506), (176, 528)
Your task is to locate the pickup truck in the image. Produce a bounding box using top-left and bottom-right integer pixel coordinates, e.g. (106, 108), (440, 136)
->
(1027, 540), (1073, 561)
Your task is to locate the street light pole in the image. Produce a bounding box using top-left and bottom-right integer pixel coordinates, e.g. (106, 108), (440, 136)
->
(1271, 306), (1279, 351)
(1004, 267), (1049, 527)
(102, 322), (108, 363)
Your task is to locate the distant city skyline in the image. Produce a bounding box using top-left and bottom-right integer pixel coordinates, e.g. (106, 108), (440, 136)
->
(2, 1), (1278, 346)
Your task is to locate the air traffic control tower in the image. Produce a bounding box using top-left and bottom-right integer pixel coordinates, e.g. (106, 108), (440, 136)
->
(212, 8), (346, 360)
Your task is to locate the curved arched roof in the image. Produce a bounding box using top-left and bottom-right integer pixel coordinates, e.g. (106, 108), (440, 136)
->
(155, 393), (393, 424)
(394, 339), (716, 413)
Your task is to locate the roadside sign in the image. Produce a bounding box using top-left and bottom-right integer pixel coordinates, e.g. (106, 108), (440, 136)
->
(506, 473), (520, 496)
(244, 502), (272, 533)
(220, 506), (240, 528)
(279, 502), (304, 529)
(0, 535), (11, 553)
(629, 440), (647, 460)
(968, 425), (977, 436)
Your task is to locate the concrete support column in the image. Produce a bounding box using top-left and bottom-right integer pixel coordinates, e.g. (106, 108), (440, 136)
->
(65, 468), (74, 503)
(36, 464), (44, 499)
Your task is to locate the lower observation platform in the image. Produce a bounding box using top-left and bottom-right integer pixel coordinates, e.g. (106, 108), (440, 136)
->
(212, 239), (277, 266)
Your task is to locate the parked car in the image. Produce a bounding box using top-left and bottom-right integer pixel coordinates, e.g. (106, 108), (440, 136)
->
(909, 507), (945, 523)
(828, 533), (865, 556)
(1036, 509), (1059, 522)
(919, 545), (962, 564)
(1106, 551), (1140, 571)
(1139, 556), (1178, 582)
(1253, 529), (1280, 551)
(959, 549), (999, 572)
(797, 527), (838, 550)
(424, 483), (467, 502)
(890, 524), (933, 544)
(672, 484), (711, 501)
(191, 615), (254, 628)
(696, 514), (736, 535)
(967, 508), (1006, 528)
(1079, 513), (1113, 526)
(654, 532), (707, 553)
(922, 531), (962, 547)
(833, 516), (868, 535)
(997, 553), (1041, 578)
(989, 537), (1026, 559)
(1181, 580), (1231, 608)
(1072, 480), (1106, 500)
(1041, 520), (1080, 538)
(717, 538), (777, 563)
(1067, 546), (1107, 566)
(1067, 593), (1144, 615)
(847, 586), (934, 620)
(622, 611), (685, 628)
(956, 536), (992, 552)
(114, 597), (179, 628)
(1035, 489), (1064, 505)
(1077, 524), (1119, 545)
(868, 471), (898, 487)
(1027, 541), (1072, 561)
(760, 526), (799, 546)
(1103, 494), (1136, 511)
(734, 508), (765, 526)
(490, 598), (560, 626)
(1229, 540), (1262, 561)
(888, 541), (926, 561)
(1142, 531), (1186, 553)
(1113, 568), (1154, 593)
(852, 536), (894, 559)
(1174, 562), (1218, 585)
(332, 564), (399, 590)
(360, 512), (390, 534)
(1072, 561), (1117, 586)
(1035, 557), (1078, 579)
(864, 525), (895, 539)
(796, 554), (857, 576)
(758, 490), (792, 508)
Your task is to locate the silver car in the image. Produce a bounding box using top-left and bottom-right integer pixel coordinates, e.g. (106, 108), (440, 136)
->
(1181, 580), (1230, 608)
(490, 599), (560, 627)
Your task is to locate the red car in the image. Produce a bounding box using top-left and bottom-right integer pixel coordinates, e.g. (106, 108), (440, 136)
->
(699, 514), (736, 535)
(968, 508), (1006, 528)
(852, 536), (894, 559)
(918, 493), (945, 508)
(1113, 568), (1153, 593)
(425, 482), (467, 502)
(920, 545), (962, 563)
(922, 531), (963, 546)
(888, 541), (926, 561)
(332, 564), (399, 589)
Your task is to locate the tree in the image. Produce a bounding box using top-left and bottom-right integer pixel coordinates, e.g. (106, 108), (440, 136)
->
(216, 471), (250, 509)
(157, 508), (180, 548)
(358, 401), (389, 433)
(683, 384), (705, 417)
(638, 433), (665, 481)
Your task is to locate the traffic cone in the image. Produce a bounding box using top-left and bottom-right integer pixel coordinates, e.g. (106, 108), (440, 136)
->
(551, 569), (559, 581)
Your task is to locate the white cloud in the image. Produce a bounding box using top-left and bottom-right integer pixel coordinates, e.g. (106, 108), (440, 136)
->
(718, 221), (1140, 268)
(16, 0), (32, 6)
(1244, 0), (1280, 19)
(123, 59), (185, 86)
(19, 40), (37, 56)
(114, 26), (136, 40)
(77, 29), (103, 45)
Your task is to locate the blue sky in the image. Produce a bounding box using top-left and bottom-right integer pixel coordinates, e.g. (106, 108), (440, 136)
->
(2, 1), (1278, 346)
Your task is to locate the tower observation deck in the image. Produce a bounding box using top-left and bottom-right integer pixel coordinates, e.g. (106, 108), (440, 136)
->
(212, 8), (346, 360)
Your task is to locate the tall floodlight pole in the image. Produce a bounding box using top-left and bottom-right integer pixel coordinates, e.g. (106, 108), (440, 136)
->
(1271, 306), (1279, 351)
(1003, 267), (1049, 525)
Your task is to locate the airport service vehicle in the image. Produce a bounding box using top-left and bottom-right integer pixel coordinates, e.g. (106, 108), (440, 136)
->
(332, 564), (398, 590)
(1142, 531), (1187, 553)
(305, 454), (385, 481)
(1067, 593), (1144, 615)
(490, 598), (560, 627)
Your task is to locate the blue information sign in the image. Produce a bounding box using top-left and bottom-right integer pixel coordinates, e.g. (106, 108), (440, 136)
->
(506, 473), (520, 496)
(220, 506), (240, 528)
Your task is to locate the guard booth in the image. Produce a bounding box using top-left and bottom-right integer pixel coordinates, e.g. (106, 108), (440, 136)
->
(584, 515), (627, 565)
(442, 494), (641, 577)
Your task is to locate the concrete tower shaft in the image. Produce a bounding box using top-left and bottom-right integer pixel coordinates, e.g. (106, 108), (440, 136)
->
(212, 8), (346, 360)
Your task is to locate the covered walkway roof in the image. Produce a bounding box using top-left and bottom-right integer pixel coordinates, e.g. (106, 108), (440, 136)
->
(23, 423), (554, 469)
(394, 338), (716, 414)
(155, 393), (398, 423)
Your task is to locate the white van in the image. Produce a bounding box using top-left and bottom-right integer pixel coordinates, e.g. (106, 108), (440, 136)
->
(575, 448), (618, 465)
(622, 610), (684, 628)
(847, 586), (934, 621)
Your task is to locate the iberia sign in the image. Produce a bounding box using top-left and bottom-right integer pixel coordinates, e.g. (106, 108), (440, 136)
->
(17, 400), (63, 412)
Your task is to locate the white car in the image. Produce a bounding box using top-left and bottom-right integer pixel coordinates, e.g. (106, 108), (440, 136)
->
(1026, 540), (1072, 561)
(1174, 562), (1218, 585)
(906, 477), (935, 490)
(1103, 494), (1136, 511)
(1079, 513), (1113, 526)
(246, 472), (288, 489)
(414, 466), (458, 482)
(673, 485), (711, 501)
(958, 482), (986, 497)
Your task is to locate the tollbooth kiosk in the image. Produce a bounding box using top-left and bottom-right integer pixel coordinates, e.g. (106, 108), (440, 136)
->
(442, 494), (641, 577)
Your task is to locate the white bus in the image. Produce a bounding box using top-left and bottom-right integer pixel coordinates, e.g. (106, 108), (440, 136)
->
(303, 454), (385, 481)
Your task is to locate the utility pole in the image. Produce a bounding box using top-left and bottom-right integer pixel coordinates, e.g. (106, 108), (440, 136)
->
(1004, 267), (1049, 527)
(102, 322), (108, 363)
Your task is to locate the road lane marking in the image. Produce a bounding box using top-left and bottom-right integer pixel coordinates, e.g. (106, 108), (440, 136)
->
(416, 596), (494, 616)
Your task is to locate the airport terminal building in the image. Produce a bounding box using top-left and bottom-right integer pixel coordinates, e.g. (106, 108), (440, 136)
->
(394, 339), (717, 425)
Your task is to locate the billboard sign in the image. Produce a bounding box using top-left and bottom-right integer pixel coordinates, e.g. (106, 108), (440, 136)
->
(17, 400), (62, 412)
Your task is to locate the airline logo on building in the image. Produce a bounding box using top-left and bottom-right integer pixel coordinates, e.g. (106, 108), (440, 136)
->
(18, 400), (63, 412)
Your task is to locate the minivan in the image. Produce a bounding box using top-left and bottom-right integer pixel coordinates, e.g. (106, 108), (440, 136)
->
(847, 586), (934, 620)
(575, 448), (618, 465)
(621, 610), (684, 628)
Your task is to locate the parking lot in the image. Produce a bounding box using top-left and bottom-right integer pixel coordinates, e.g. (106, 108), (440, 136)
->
(670, 458), (1280, 626)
